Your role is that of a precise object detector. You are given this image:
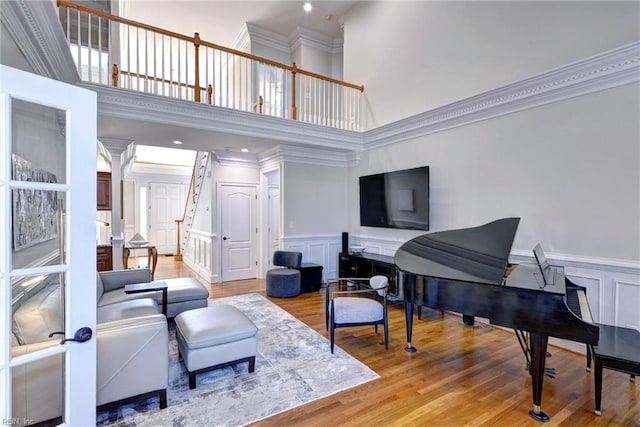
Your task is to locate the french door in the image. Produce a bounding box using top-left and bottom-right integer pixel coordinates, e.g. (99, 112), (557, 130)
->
(0, 65), (97, 425)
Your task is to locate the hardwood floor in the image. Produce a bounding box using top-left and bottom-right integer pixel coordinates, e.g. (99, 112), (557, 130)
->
(150, 256), (639, 426)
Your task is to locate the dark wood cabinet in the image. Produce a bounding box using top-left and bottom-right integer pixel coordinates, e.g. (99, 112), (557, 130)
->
(97, 171), (112, 210)
(338, 252), (400, 299)
(97, 245), (113, 271)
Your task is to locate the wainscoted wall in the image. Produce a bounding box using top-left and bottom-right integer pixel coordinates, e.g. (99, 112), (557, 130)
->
(183, 229), (218, 283)
(281, 232), (640, 353)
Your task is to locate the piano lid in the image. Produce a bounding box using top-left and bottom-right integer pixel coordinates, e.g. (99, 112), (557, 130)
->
(394, 217), (520, 285)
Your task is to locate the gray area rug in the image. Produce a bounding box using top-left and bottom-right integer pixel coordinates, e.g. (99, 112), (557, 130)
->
(97, 293), (379, 426)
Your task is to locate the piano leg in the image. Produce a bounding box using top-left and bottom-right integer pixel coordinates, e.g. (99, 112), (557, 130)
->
(462, 314), (477, 328)
(529, 332), (551, 422)
(404, 300), (417, 353)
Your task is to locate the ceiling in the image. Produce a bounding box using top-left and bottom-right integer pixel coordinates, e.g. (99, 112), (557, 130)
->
(105, 1), (359, 171)
(124, 1), (358, 47)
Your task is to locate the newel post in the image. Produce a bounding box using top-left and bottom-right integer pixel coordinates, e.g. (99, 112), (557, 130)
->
(291, 62), (297, 120)
(194, 32), (201, 102)
(112, 64), (119, 87)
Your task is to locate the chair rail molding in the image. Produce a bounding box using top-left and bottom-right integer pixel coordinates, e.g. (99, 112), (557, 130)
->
(364, 41), (640, 150)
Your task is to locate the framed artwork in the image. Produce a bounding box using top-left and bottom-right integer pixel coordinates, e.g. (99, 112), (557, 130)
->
(12, 154), (59, 251)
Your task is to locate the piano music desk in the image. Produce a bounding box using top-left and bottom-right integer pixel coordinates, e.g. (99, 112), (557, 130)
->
(591, 323), (640, 416)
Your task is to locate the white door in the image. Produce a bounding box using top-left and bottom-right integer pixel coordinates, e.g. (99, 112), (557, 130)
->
(0, 66), (97, 424)
(221, 184), (258, 281)
(267, 186), (280, 269)
(148, 182), (185, 254)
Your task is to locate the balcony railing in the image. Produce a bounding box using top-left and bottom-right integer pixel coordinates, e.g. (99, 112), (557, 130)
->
(57, 1), (364, 131)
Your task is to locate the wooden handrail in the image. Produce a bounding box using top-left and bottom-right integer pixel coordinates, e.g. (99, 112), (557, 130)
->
(57, 0), (365, 92)
(119, 69), (209, 93)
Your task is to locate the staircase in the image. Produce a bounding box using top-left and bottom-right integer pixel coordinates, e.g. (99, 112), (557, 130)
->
(176, 151), (210, 261)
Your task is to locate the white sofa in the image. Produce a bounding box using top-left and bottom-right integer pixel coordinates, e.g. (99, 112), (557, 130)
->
(11, 281), (168, 424)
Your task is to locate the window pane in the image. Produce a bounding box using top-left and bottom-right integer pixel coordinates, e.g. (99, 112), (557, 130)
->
(11, 353), (64, 425)
(12, 190), (65, 270)
(12, 99), (66, 185)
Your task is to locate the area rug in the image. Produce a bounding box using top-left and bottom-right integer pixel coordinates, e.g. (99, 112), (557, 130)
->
(97, 293), (379, 426)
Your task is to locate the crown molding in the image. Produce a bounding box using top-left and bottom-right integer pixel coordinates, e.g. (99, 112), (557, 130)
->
(364, 41), (640, 149)
(257, 145), (359, 168)
(84, 83), (364, 151)
(235, 23), (291, 54)
(289, 27), (343, 54)
(1, 0), (79, 83)
(213, 151), (260, 169)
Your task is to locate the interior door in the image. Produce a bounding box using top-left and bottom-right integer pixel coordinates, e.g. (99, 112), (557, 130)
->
(0, 65), (97, 425)
(148, 181), (185, 254)
(220, 184), (258, 281)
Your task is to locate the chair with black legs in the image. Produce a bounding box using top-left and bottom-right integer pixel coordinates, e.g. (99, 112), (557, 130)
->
(325, 275), (389, 353)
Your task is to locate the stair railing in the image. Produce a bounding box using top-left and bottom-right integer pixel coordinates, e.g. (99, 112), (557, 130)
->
(57, 0), (365, 131)
(175, 151), (209, 261)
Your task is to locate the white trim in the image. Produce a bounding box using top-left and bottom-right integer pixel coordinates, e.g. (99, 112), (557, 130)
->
(1, 0), (79, 83)
(236, 23), (291, 54)
(289, 27), (342, 55)
(364, 41), (640, 148)
(84, 83), (364, 151)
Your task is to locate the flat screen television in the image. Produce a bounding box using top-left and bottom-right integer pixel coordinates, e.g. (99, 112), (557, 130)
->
(359, 166), (429, 231)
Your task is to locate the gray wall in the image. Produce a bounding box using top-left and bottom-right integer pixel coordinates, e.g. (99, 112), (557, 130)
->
(344, 1), (640, 128)
(350, 84), (640, 262)
(283, 162), (348, 236)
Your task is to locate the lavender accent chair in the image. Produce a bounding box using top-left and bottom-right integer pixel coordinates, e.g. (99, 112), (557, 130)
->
(266, 251), (302, 298)
(326, 275), (389, 353)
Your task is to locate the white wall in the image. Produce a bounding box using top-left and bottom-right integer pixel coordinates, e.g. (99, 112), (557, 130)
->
(344, 1), (640, 128)
(351, 85), (640, 264)
(282, 162), (349, 236)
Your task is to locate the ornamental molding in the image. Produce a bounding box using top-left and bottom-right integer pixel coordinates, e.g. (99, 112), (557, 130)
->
(1, 0), (78, 83)
(257, 145), (359, 168)
(235, 23), (291, 55)
(289, 27), (342, 54)
(364, 41), (640, 149)
(84, 83), (364, 150)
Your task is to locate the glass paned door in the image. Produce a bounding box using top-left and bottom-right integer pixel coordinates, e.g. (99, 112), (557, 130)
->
(1, 65), (97, 425)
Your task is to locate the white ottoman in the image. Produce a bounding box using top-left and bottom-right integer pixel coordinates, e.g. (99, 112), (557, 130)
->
(175, 305), (258, 389)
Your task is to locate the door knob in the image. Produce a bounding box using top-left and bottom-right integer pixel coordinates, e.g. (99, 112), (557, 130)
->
(53, 327), (93, 345)
(223, 236), (229, 241)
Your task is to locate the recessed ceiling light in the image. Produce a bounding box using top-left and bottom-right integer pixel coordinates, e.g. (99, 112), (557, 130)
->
(303, 2), (312, 12)
(172, 140), (183, 145)
(241, 148), (249, 153)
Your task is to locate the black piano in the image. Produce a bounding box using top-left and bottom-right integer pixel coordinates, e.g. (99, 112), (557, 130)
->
(394, 217), (599, 422)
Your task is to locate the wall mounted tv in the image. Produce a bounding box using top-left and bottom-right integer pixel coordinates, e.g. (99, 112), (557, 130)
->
(359, 166), (429, 231)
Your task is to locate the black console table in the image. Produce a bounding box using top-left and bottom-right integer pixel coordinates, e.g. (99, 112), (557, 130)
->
(338, 252), (400, 299)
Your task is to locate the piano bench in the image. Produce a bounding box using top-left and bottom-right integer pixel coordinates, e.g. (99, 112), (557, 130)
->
(590, 323), (640, 416)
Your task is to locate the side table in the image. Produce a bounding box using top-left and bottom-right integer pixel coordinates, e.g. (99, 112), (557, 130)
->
(123, 244), (158, 280)
(124, 281), (168, 316)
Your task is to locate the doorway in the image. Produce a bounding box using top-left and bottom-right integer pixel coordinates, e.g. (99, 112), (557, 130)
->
(220, 183), (258, 281)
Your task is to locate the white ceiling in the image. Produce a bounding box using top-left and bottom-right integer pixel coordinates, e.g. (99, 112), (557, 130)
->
(124, 1), (358, 47)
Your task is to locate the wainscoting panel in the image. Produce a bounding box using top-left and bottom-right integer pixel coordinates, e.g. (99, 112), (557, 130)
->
(614, 279), (640, 329)
(184, 229), (217, 283)
(282, 235), (343, 280)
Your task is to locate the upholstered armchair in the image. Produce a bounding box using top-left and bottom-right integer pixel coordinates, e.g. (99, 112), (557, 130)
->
(266, 251), (302, 298)
(325, 275), (389, 353)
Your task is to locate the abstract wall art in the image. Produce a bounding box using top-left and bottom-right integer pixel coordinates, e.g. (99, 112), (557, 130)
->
(12, 154), (59, 251)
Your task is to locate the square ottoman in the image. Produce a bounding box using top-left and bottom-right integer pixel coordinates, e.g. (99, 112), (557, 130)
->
(175, 305), (257, 389)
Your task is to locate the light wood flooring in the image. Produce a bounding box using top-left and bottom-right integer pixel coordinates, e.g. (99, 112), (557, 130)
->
(148, 256), (639, 426)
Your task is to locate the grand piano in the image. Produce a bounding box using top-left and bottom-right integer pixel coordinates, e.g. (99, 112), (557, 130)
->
(394, 217), (599, 422)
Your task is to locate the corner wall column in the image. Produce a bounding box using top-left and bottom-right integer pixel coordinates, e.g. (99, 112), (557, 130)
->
(100, 138), (130, 270)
